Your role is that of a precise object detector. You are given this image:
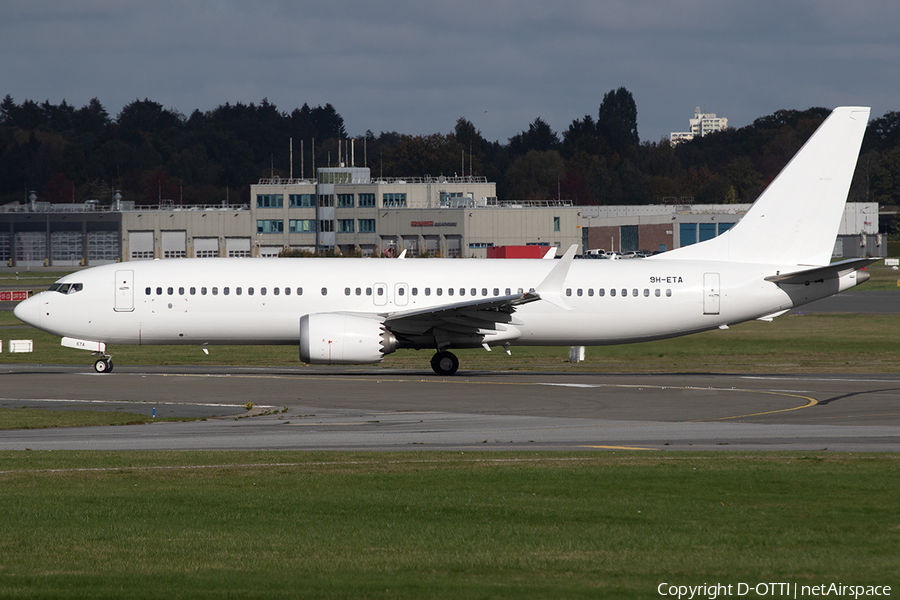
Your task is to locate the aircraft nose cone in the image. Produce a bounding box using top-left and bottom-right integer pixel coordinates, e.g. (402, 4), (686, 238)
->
(13, 294), (41, 328)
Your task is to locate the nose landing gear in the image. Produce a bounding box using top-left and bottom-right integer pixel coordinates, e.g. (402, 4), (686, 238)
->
(93, 353), (114, 373)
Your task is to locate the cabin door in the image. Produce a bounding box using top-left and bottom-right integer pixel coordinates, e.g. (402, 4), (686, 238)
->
(114, 270), (134, 312)
(394, 283), (409, 306)
(703, 272), (720, 315)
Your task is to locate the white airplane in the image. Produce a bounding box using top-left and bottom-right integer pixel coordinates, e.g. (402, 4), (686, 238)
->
(14, 107), (875, 376)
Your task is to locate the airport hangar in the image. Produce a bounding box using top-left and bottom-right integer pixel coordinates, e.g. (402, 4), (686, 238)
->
(0, 165), (883, 266)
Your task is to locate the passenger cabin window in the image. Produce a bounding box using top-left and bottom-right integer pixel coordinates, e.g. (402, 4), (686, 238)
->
(224, 287), (230, 295)
(261, 288), (267, 296)
(274, 288), (280, 296)
(321, 287), (328, 296)
(344, 287), (351, 296)
(190, 287), (196, 295)
(248, 288), (254, 295)
(425, 288), (431, 296)
(212, 287), (218, 295)
(201, 287), (207, 295)
(297, 287), (303, 295)
(145, 287), (151, 295)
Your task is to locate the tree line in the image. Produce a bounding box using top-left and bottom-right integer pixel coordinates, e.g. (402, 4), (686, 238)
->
(1, 90), (898, 211)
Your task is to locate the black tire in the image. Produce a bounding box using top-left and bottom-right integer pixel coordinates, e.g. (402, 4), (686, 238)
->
(94, 358), (113, 373)
(430, 351), (459, 376)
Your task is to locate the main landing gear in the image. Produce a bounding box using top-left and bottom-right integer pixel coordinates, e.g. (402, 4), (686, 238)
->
(430, 351), (459, 376)
(93, 353), (114, 373)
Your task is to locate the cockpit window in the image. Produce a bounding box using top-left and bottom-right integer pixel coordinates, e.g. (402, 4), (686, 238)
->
(52, 283), (83, 294)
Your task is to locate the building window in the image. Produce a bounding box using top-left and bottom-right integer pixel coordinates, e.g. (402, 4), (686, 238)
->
(383, 193), (407, 208)
(289, 219), (315, 233)
(553, 216), (560, 231)
(358, 193), (375, 207)
(338, 194), (354, 208)
(318, 171), (352, 184)
(337, 219), (355, 233)
(256, 194), (283, 208)
(318, 220), (334, 233)
(359, 219), (376, 233)
(257, 220), (283, 234)
(289, 194), (314, 207)
(318, 194), (334, 207)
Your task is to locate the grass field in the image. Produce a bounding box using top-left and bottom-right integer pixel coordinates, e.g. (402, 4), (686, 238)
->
(0, 451), (898, 599)
(2, 267), (899, 598)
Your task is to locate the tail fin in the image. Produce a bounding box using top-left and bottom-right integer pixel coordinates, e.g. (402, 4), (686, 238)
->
(657, 106), (870, 266)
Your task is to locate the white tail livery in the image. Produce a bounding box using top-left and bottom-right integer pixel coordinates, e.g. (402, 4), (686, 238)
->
(14, 107), (874, 375)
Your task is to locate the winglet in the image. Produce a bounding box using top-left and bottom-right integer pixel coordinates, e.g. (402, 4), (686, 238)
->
(535, 245), (577, 310)
(542, 247), (557, 259)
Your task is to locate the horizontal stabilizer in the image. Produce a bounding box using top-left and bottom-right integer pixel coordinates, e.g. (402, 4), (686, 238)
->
(764, 258), (879, 285)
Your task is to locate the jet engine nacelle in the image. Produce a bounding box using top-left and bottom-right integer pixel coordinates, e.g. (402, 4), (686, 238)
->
(299, 313), (398, 364)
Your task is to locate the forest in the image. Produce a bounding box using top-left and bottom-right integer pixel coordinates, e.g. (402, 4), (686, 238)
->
(1, 89), (898, 213)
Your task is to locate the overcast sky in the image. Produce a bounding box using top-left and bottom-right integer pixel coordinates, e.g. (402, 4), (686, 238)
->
(2, 0), (898, 144)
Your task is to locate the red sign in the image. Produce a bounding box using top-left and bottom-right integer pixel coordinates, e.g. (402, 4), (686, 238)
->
(0, 290), (30, 302)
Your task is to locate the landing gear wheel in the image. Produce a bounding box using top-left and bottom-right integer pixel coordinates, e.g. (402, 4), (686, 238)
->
(430, 351), (459, 376)
(94, 358), (113, 373)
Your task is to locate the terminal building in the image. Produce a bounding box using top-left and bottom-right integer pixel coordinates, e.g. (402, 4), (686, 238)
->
(249, 167), (577, 257)
(0, 168), (883, 266)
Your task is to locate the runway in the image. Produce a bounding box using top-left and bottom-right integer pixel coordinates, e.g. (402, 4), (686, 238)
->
(2, 364), (899, 452)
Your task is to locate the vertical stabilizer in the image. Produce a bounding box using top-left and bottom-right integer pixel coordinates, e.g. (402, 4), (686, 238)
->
(656, 106), (870, 266)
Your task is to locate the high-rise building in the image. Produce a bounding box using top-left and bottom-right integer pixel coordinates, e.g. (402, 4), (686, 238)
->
(670, 107), (728, 145)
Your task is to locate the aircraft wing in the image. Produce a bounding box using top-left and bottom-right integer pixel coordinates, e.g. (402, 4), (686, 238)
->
(378, 291), (539, 348)
(764, 258), (879, 285)
(377, 245), (579, 349)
